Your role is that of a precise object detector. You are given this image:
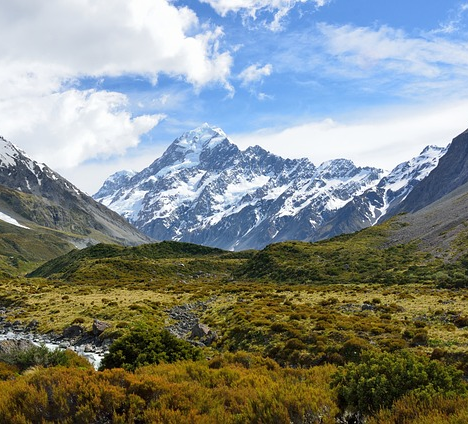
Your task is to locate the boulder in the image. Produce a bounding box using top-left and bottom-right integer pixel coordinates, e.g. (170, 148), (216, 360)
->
(190, 323), (211, 338)
(92, 319), (111, 336)
(0, 339), (35, 355)
(62, 325), (84, 339)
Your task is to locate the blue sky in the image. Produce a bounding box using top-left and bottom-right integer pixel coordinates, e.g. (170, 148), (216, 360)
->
(1, 0), (468, 193)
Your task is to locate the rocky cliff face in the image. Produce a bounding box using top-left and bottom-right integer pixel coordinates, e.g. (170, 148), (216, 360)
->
(390, 129), (468, 215)
(0, 136), (150, 247)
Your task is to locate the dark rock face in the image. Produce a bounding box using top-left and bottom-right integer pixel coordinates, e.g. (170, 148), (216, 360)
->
(390, 129), (468, 215)
(0, 136), (150, 246)
(62, 325), (85, 339)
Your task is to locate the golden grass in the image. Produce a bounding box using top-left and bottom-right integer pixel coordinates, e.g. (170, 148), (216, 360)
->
(1, 276), (468, 355)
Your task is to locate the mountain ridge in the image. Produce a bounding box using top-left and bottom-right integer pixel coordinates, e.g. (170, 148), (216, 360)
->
(95, 124), (449, 250)
(0, 135), (151, 271)
(95, 124), (391, 250)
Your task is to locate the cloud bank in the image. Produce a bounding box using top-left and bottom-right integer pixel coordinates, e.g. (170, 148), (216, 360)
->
(0, 0), (232, 169)
(232, 101), (468, 171)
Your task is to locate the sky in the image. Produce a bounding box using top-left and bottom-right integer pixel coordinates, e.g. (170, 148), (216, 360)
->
(1, 0), (468, 194)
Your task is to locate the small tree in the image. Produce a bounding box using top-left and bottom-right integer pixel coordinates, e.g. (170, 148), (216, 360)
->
(99, 328), (202, 371)
(332, 350), (466, 416)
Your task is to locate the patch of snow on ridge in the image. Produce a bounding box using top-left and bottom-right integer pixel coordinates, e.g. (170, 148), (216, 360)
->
(0, 138), (20, 168)
(0, 212), (29, 229)
(376, 145), (447, 219)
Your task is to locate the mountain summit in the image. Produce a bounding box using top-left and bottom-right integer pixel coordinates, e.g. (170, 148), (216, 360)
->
(96, 124), (435, 250)
(94, 124), (449, 250)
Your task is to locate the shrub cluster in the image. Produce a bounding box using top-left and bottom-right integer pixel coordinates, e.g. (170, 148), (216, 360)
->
(99, 328), (203, 371)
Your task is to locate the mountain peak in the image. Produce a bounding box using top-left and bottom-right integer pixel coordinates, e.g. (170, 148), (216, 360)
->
(174, 123), (229, 153)
(420, 145), (445, 156)
(0, 136), (28, 168)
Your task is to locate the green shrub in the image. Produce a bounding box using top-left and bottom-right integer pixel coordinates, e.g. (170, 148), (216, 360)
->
(0, 345), (89, 372)
(332, 350), (466, 416)
(99, 328), (202, 371)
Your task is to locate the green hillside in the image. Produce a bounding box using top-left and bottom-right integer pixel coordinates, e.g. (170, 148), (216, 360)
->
(236, 218), (466, 286)
(27, 240), (248, 282)
(1, 212), (468, 422)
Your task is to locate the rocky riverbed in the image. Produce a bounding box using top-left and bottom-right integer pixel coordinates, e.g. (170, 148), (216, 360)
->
(0, 298), (219, 370)
(0, 314), (112, 369)
(165, 298), (218, 347)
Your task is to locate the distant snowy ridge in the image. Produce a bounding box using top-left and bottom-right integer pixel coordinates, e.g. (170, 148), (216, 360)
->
(95, 124), (447, 250)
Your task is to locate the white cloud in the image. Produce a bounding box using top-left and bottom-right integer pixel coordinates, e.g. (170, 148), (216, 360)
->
(201, 0), (329, 30)
(60, 144), (167, 195)
(0, 0), (232, 88)
(0, 89), (165, 169)
(239, 63), (272, 86)
(318, 23), (468, 80)
(0, 0), (232, 172)
(434, 2), (468, 34)
(231, 101), (468, 171)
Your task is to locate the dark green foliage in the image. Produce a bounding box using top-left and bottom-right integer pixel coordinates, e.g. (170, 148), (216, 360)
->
(0, 344), (90, 372)
(132, 240), (226, 259)
(99, 328), (202, 371)
(27, 241), (246, 281)
(332, 350), (466, 416)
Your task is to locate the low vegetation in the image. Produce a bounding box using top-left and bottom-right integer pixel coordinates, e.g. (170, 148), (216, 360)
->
(1, 221), (468, 421)
(99, 327), (203, 371)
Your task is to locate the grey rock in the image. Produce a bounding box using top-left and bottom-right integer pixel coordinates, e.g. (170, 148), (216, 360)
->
(92, 319), (111, 336)
(62, 325), (84, 339)
(0, 339), (35, 355)
(361, 303), (376, 312)
(190, 323), (212, 339)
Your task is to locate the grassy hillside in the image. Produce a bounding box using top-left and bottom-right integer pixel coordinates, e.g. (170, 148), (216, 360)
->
(1, 211), (468, 422)
(27, 241), (248, 282)
(0, 220), (76, 275)
(235, 219), (466, 286)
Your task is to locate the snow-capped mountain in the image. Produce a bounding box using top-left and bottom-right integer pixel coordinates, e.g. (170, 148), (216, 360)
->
(374, 145), (447, 219)
(94, 124), (448, 250)
(94, 124), (382, 250)
(0, 136), (149, 246)
(312, 144), (447, 241)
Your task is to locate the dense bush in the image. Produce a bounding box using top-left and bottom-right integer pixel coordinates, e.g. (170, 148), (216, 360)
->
(99, 328), (202, 371)
(0, 344), (91, 372)
(369, 393), (468, 424)
(332, 350), (466, 416)
(0, 353), (339, 423)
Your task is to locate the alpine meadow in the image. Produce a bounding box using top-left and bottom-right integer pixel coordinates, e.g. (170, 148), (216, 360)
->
(2, 1), (468, 423)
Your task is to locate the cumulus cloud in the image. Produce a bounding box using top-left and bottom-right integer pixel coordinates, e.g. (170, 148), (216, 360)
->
(200, 0), (329, 30)
(0, 0), (232, 172)
(0, 0), (231, 88)
(239, 63), (272, 86)
(232, 101), (468, 171)
(0, 89), (165, 169)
